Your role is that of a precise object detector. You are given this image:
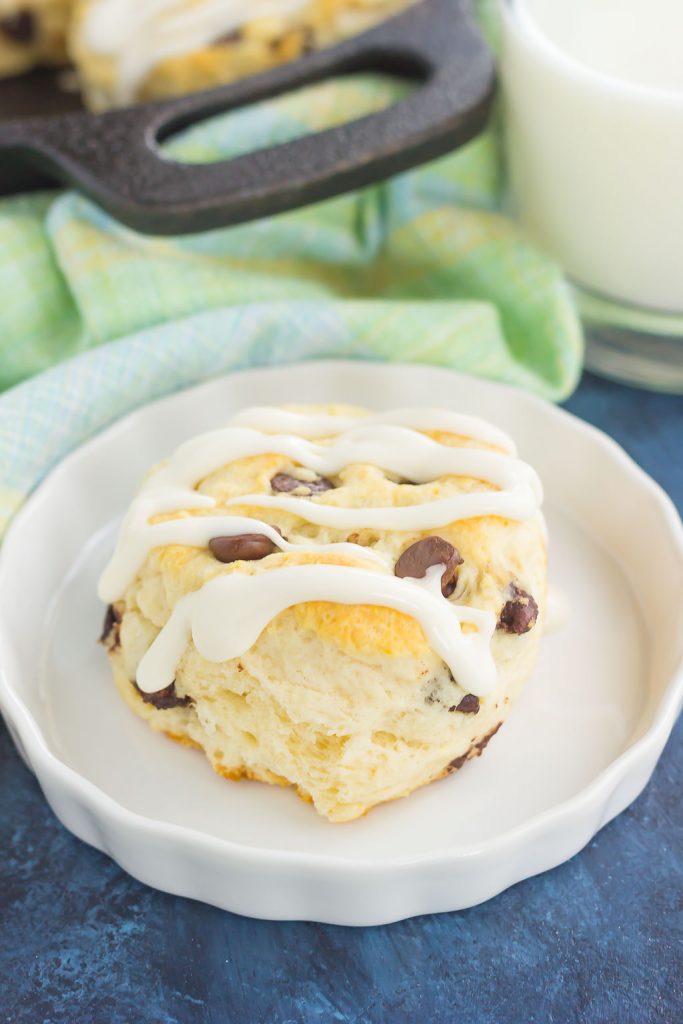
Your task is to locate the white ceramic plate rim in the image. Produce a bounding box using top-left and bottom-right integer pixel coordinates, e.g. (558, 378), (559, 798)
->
(1, 362), (682, 876)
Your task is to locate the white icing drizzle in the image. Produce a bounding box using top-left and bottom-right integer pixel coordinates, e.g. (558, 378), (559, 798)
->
(136, 564), (498, 697)
(146, 421), (530, 495)
(101, 405), (544, 696)
(82, 0), (311, 104)
(98, 514), (389, 603)
(100, 413), (541, 599)
(227, 408), (366, 438)
(228, 406), (517, 452)
(227, 487), (538, 532)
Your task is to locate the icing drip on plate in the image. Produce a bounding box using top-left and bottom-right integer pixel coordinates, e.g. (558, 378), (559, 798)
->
(100, 405), (544, 697)
(544, 585), (570, 634)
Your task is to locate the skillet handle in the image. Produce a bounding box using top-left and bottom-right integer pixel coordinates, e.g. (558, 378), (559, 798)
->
(0, 0), (494, 235)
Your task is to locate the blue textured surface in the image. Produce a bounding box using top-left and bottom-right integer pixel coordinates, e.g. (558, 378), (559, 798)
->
(1, 372), (681, 1024)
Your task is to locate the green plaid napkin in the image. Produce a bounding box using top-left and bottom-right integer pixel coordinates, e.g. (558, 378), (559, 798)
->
(0, 66), (581, 394)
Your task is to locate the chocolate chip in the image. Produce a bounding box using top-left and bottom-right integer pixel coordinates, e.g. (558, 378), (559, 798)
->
(497, 584), (539, 634)
(447, 752), (469, 774)
(476, 721), (502, 752)
(99, 604), (122, 650)
(271, 472), (334, 495)
(0, 10), (35, 43)
(445, 722), (502, 774)
(214, 28), (241, 45)
(304, 477), (334, 493)
(300, 26), (315, 55)
(133, 680), (193, 710)
(209, 533), (278, 563)
(395, 537), (464, 597)
(454, 694), (480, 715)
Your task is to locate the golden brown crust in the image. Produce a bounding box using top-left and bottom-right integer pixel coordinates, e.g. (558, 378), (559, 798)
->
(164, 730), (202, 751)
(166, 716), (506, 818)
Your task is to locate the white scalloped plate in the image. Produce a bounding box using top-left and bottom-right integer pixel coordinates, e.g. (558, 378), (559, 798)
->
(1, 362), (682, 925)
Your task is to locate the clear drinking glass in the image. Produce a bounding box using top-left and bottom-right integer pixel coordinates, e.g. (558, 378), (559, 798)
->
(500, 0), (683, 391)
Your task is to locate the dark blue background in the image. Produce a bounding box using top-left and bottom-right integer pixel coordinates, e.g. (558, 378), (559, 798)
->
(1, 373), (681, 1024)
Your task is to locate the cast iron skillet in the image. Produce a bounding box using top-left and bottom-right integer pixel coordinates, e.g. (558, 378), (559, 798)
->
(0, 0), (494, 235)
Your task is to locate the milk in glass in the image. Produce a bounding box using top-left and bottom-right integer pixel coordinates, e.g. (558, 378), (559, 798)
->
(501, 0), (683, 313)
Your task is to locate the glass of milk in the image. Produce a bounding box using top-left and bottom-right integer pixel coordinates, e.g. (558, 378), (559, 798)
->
(500, 0), (683, 391)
